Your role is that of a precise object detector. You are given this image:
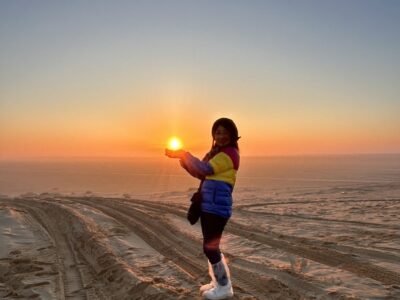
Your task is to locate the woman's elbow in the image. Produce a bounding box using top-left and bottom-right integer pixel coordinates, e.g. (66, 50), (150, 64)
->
(199, 165), (214, 177)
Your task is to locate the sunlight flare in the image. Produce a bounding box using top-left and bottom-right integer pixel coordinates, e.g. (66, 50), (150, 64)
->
(167, 137), (183, 150)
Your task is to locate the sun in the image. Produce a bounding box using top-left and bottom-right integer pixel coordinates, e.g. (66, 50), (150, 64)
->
(167, 137), (183, 151)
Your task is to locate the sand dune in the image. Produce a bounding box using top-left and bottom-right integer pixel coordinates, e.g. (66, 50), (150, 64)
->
(1, 194), (400, 299)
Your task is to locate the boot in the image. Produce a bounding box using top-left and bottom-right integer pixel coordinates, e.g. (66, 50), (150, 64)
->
(202, 254), (233, 299)
(199, 260), (216, 292)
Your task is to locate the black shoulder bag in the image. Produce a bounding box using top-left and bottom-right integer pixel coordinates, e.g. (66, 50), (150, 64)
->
(187, 180), (203, 225)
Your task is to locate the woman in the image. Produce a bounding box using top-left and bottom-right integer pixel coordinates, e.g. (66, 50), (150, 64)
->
(165, 117), (240, 299)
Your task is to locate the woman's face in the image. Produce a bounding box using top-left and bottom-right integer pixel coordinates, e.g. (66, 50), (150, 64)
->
(214, 125), (231, 147)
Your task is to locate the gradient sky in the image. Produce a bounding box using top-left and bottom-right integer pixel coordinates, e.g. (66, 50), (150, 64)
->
(1, 0), (399, 158)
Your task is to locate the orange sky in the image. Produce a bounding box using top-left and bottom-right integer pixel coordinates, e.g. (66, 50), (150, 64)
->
(1, 1), (400, 159)
(1, 106), (399, 159)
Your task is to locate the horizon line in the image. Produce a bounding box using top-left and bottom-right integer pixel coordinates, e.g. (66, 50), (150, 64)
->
(1, 152), (400, 161)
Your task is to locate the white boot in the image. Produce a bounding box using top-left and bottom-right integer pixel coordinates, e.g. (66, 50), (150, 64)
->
(202, 254), (233, 299)
(203, 281), (233, 300)
(199, 260), (216, 292)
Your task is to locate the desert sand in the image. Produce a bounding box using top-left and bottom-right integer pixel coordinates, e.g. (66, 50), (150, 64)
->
(0, 190), (400, 299)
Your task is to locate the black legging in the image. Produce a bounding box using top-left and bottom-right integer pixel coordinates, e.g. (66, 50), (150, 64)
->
(200, 211), (229, 264)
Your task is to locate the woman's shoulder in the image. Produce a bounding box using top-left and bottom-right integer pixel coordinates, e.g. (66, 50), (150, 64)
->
(220, 146), (240, 170)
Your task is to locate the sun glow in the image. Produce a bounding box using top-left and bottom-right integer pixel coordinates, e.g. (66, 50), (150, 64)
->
(167, 137), (183, 150)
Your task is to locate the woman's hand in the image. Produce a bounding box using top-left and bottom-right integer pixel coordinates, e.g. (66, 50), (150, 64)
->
(165, 149), (186, 159)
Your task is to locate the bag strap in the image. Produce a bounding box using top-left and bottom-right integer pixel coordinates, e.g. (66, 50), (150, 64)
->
(198, 179), (204, 192)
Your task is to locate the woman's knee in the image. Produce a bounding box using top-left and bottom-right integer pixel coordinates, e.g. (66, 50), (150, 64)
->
(203, 243), (221, 264)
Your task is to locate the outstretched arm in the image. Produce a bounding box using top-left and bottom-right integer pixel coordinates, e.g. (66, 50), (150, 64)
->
(165, 149), (214, 178)
(179, 159), (203, 179)
(180, 152), (214, 177)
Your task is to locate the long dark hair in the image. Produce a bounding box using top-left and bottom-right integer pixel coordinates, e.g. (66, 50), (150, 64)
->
(203, 118), (240, 161)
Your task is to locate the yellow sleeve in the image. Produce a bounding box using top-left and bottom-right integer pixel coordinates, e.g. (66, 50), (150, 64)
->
(208, 152), (234, 174)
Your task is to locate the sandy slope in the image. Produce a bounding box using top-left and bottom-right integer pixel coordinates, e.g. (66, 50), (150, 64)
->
(1, 194), (399, 299)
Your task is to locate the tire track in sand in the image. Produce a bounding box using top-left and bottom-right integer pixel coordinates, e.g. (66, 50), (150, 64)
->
(98, 197), (400, 265)
(74, 197), (305, 300)
(75, 197), (352, 300)
(238, 209), (400, 231)
(12, 200), (91, 300)
(226, 221), (400, 286)
(13, 198), (181, 300)
(237, 198), (400, 209)
(101, 197), (400, 286)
